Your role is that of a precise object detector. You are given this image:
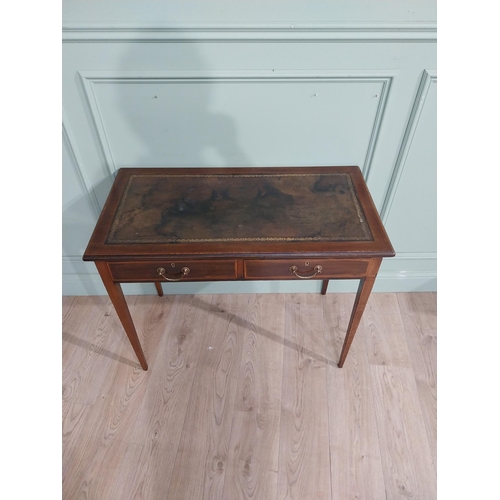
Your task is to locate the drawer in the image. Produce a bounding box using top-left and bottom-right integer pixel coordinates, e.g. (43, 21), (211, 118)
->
(109, 260), (238, 282)
(243, 259), (369, 280)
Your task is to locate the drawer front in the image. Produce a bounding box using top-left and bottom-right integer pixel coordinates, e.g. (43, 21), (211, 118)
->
(109, 260), (238, 282)
(244, 259), (369, 280)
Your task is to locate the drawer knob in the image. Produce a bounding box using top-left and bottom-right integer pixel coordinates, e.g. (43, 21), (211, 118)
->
(157, 266), (190, 281)
(289, 265), (322, 279)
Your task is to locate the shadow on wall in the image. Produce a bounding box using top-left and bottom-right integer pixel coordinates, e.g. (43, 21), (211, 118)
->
(63, 42), (252, 295)
(110, 43), (252, 168)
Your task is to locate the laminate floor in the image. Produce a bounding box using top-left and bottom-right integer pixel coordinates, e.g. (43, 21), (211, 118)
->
(62, 292), (437, 500)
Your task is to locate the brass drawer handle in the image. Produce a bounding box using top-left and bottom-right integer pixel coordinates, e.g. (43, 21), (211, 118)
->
(157, 267), (190, 281)
(289, 265), (322, 279)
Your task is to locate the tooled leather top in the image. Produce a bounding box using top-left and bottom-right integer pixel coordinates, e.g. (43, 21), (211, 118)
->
(106, 172), (373, 244)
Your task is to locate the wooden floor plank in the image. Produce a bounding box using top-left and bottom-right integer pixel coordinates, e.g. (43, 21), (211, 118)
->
(62, 296), (98, 361)
(62, 295), (173, 499)
(115, 294), (217, 499)
(324, 293), (386, 500)
(363, 293), (412, 368)
(62, 296), (120, 405)
(397, 292), (437, 472)
(371, 364), (437, 500)
(223, 294), (285, 500)
(277, 294), (331, 500)
(62, 299), (136, 491)
(233, 294), (286, 415)
(62, 361), (150, 499)
(166, 294), (247, 500)
(62, 292), (437, 500)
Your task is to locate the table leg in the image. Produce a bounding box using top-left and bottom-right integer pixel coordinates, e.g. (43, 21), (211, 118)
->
(321, 280), (329, 295)
(337, 259), (381, 368)
(95, 262), (149, 371)
(154, 282), (163, 297)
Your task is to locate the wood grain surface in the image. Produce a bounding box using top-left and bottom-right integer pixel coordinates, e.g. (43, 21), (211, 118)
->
(224, 294), (285, 500)
(397, 292), (437, 472)
(277, 294), (331, 499)
(324, 293), (386, 500)
(62, 292), (436, 499)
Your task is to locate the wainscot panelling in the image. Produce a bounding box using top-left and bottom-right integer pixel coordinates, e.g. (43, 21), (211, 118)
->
(62, 2), (436, 295)
(62, 109), (101, 283)
(380, 70), (437, 291)
(78, 70), (394, 179)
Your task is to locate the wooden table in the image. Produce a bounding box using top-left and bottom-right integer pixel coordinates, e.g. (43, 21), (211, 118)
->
(83, 166), (395, 371)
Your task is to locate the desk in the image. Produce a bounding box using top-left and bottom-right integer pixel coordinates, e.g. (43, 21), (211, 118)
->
(83, 166), (394, 370)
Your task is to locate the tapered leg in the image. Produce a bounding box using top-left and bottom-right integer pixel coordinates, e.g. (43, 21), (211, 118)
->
(321, 280), (329, 295)
(338, 258), (382, 368)
(338, 276), (375, 368)
(154, 282), (163, 297)
(95, 261), (148, 370)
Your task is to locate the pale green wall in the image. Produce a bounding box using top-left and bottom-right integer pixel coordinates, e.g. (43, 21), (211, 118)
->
(62, 0), (437, 295)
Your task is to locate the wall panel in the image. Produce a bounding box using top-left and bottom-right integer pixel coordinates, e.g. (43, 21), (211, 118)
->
(379, 71), (437, 291)
(80, 71), (392, 175)
(62, 3), (437, 294)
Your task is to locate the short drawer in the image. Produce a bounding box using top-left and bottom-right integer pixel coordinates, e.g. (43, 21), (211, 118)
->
(109, 260), (238, 282)
(243, 259), (369, 280)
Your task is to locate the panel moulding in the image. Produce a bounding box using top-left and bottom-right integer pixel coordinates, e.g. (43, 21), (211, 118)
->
(380, 69), (436, 222)
(78, 70), (395, 178)
(62, 22), (437, 43)
(78, 74), (117, 176)
(62, 107), (101, 217)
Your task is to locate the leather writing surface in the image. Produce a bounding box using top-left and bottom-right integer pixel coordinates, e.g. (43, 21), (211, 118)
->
(106, 172), (373, 244)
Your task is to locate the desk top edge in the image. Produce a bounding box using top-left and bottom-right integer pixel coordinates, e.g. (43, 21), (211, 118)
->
(83, 166), (395, 261)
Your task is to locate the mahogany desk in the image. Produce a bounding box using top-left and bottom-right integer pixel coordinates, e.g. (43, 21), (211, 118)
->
(83, 166), (394, 371)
